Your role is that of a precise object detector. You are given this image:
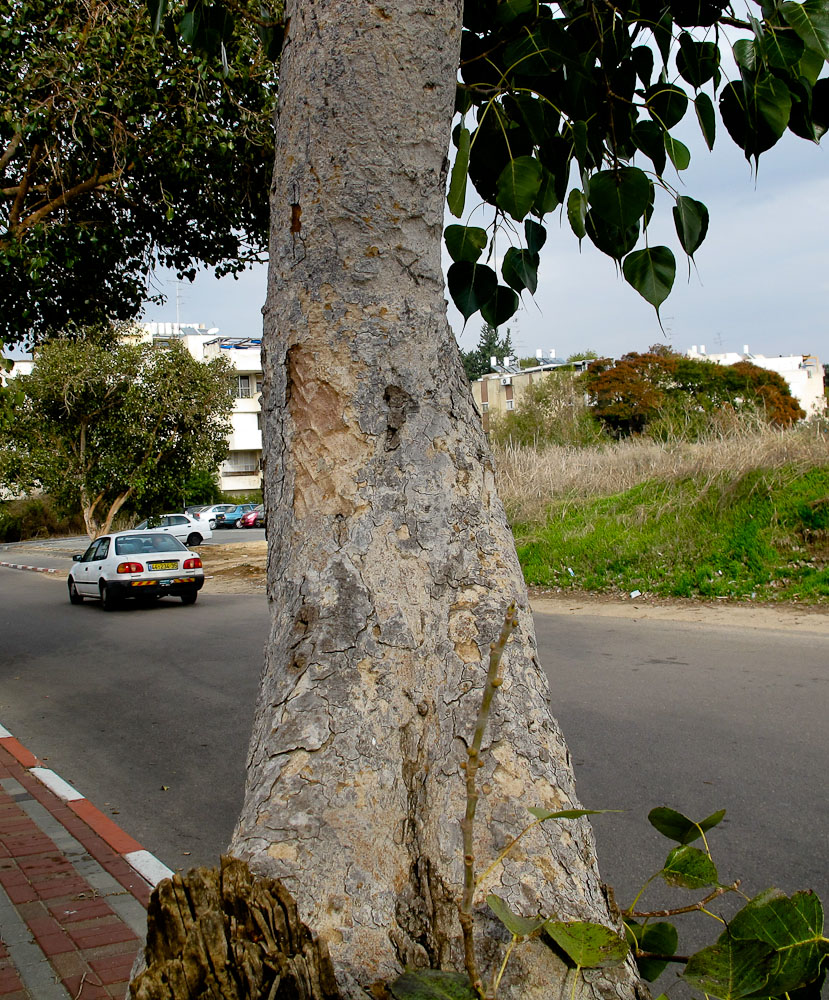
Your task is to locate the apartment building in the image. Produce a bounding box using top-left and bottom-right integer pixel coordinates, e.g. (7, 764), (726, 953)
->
(140, 323), (264, 494)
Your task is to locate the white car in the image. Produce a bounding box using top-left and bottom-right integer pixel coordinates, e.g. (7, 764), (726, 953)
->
(192, 504), (237, 530)
(67, 531), (204, 610)
(133, 512), (212, 546)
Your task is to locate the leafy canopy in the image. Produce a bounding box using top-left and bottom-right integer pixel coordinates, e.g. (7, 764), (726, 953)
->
(0, 331), (235, 536)
(0, 0), (277, 348)
(444, 0), (829, 325)
(580, 349), (806, 435)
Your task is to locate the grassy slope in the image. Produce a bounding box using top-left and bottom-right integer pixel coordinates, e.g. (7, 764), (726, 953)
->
(512, 465), (829, 602)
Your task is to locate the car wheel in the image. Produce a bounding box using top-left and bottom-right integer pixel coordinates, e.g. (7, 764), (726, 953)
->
(187, 533), (203, 546)
(68, 580), (83, 605)
(209, 519), (216, 529)
(180, 590), (198, 605)
(99, 582), (121, 611)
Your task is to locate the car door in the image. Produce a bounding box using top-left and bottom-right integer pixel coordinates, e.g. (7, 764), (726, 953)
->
(75, 537), (111, 595)
(162, 515), (191, 541)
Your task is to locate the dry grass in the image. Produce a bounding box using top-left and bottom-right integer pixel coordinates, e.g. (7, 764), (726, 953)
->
(496, 421), (829, 524)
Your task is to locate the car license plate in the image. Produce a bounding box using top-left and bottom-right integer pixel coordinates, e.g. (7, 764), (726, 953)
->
(149, 561), (178, 571)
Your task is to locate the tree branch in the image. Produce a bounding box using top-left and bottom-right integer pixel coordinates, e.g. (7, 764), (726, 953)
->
(0, 132), (22, 176)
(13, 167), (125, 236)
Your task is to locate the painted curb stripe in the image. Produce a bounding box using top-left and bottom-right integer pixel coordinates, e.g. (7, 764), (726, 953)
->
(0, 561), (60, 574)
(2, 722), (172, 890)
(30, 766), (84, 802)
(125, 850), (175, 886)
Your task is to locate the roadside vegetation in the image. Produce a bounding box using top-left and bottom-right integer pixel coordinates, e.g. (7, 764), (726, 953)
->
(495, 395), (829, 602)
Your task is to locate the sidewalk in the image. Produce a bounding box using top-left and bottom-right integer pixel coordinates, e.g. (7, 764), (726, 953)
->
(0, 729), (171, 1000)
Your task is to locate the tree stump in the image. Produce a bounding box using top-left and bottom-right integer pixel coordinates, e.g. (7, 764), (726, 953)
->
(130, 856), (340, 1000)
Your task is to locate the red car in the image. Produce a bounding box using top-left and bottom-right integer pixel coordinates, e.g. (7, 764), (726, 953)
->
(238, 504), (266, 528)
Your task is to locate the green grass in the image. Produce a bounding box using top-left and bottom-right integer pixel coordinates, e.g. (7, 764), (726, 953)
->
(513, 465), (829, 602)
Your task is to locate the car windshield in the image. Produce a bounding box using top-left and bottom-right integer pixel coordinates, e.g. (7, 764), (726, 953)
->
(115, 534), (186, 555)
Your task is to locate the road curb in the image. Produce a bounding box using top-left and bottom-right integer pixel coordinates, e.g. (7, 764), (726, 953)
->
(0, 723), (173, 889)
(0, 560), (61, 574)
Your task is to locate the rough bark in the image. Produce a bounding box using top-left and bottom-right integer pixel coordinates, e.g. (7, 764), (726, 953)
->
(130, 857), (338, 1000)
(230, 2), (645, 999)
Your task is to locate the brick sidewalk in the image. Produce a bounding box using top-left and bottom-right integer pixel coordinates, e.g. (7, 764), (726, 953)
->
(0, 735), (167, 1000)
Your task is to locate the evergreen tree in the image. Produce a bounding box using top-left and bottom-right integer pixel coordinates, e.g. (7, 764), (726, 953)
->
(461, 323), (516, 380)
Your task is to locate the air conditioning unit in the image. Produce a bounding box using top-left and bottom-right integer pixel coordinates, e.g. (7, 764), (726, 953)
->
(500, 377), (512, 386)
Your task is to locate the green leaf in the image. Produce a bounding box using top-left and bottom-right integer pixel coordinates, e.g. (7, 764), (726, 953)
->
(677, 33), (720, 87)
(528, 807), (620, 821)
(664, 134), (691, 170)
(782, 0), (829, 58)
(695, 92), (717, 149)
(585, 213), (639, 261)
(733, 38), (758, 70)
(494, 0), (535, 24)
(146, 0), (169, 34)
(623, 247), (676, 311)
(729, 890), (829, 996)
(633, 121), (667, 174)
(532, 166), (560, 217)
(588, 167), (651, 230)
(389, 969), (478, 1000)
(480, 285), (520, 328)
(673, 196), (709, 255)
(525, 219), (547, 254)
(756, 75), (793, 137)
(764, 26), (806, 67)
(444, 225), (488, 264)
(544, 921), (629, 968)
(495, 156), (543, 221)
(683, 936), (776, 1000)
(447, 262), (498, 322)
(626, 920), (679, 981)
(659, 844), (719, 889)
(646, 84), (689, 129)
(567, 189), (587, 240)
(487, 894), (545, 937)
(448, 128), (471, 218)
(648, 806), (726, 844)
(502, 248), (539, 294)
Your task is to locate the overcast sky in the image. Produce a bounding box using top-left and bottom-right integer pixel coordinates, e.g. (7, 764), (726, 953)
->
(142, 120), (828, 364)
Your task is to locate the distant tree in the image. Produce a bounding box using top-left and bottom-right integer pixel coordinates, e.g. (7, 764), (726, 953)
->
(1, 333), (235, 536)
(461, 323), (516, 380)
(0, 0), (276, 348)
(581, 353), (805, 437)
(566, 349), (599, 363)
(490, 370), (606, 449)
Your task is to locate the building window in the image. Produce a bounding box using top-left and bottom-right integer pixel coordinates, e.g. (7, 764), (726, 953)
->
(257, 413), (262, 431)
(505, 399), (514, 410)
(235, 375), (253, 398)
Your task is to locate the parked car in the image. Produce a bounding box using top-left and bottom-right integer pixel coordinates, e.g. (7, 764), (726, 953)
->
(67, 531), (204, 609)
(238, 504), (266, 528)
(133, 513), (212, 546)
(194, 504), (238, 529)
(184, 505), (209, 519)
(215, 503), (258, 528)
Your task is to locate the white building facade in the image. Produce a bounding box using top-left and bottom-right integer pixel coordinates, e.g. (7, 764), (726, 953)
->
(686, 345), (826, 418)
(140, 323), (264, 494)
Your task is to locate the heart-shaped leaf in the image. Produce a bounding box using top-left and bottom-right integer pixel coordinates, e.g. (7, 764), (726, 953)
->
(447, 262), (497, 322)
(782, 0), (829, 58)
(480, 285), (520, 327)
(649, 807), (726, 844)
(626, 920), (679, 981)
(444, 225), (488, 264)
(525, 219), (547, 254)
(695, 92), (717, 149)
(673, 196), (709, 255)
(660, 844), (719, 889)
(502, 248), (539, 293)
(588, 167), (651, 230)
(664, 134), (691, 170)
(495, 156), (543, 221)
(646, 83), (689, 129)
(683, 936), (775, 999)
(623, 247), (676, 310)
(544, 921), (629, 968)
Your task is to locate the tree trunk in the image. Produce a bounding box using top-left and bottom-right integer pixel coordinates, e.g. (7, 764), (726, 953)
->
(230, 3), (644, 999)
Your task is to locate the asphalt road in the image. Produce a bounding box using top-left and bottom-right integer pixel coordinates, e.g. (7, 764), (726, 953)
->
(1, 568), (826, 933)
